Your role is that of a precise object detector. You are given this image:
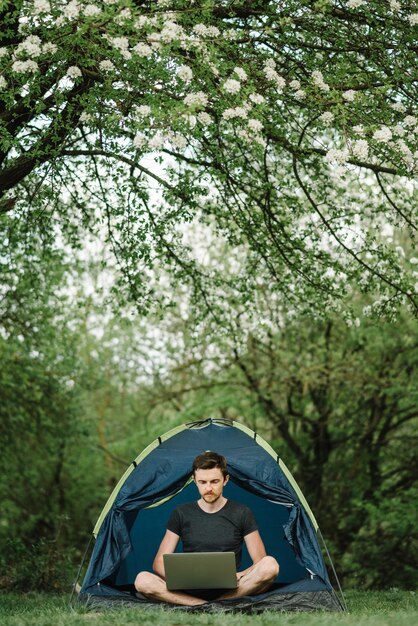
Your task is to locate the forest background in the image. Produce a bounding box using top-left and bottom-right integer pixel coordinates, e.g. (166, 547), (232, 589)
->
(0, 0), (417, 595)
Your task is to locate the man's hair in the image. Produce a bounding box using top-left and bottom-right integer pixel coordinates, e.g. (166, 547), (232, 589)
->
(192, 451), (228, 478)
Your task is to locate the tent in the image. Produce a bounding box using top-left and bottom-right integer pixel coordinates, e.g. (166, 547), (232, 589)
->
(78, 419), (345, 612)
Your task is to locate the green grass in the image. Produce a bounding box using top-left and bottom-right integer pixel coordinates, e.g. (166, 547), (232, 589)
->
(1, 591), (417, 626)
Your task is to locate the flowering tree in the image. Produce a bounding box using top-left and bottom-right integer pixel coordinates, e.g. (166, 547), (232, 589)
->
(0, 0), (417, 319)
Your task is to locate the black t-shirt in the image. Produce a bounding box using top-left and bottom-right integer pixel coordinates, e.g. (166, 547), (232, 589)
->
(166, 500), (258, 568)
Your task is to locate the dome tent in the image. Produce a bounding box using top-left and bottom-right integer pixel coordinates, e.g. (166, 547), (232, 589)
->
(78, 419), (345, 613)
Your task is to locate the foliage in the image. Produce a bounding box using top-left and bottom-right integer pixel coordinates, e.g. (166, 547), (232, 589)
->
(0, 1), (416, 318)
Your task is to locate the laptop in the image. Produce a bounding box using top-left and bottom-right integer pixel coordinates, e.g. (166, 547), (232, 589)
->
(163, 552), (237, 591)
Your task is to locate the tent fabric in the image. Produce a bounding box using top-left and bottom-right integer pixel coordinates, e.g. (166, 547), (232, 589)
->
(80, 419), (343, 612)
(80, 578), (343, 613)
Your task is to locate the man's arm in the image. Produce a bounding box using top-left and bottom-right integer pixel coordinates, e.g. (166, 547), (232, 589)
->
(152, 529), (180, 578)
(245, 529), (267, 563)
(238, 530), (267, 579)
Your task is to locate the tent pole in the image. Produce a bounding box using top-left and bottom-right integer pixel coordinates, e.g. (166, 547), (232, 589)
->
(317, 527), (348, 612)
(69, 534), (93, 608)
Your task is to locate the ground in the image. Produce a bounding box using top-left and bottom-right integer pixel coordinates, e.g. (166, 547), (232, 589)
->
(1, 591), (417, 626)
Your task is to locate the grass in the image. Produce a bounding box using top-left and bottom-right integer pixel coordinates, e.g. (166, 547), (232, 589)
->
(1, 591), (417, 626)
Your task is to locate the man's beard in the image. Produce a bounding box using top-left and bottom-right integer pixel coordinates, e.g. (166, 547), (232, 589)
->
(203, 492), (221, 503)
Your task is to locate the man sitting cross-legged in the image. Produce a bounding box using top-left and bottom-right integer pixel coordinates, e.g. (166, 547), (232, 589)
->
(135, 451), (279, 606)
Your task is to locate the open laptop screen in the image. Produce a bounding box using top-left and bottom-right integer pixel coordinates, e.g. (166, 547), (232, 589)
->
(163, 552), (237, 590)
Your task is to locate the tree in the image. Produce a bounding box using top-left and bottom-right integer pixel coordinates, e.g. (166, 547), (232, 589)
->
(0, 1), (416, 318)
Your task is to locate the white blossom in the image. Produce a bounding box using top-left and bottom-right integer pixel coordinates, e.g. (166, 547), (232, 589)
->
(248, 118), (263, 132)
(67, 65), (82, 79)
(410, 258), (418, 264)
(222, 106), (248, 120)
(391, 102), (406, 113)
(234, 67), (248, 81)
(0, 47), (8, 58)
(64, 1), (80, 19)
(115, 8), (132, 25)
(42, 42), (58, 54)
(312, 70), (330, 92)
(12, 60), (39, 74)
(347, 0), (365, 8)
(137, 105), (151, 116)
(157, 0), (172, 7)
(80, 111), (94, 122)
(393, 124), (405, 136)
(197, 111), (212, 125)
(149, 40), (162, 52)
(373, 126), (392, 143)
(237, 129), (251, 143)
(320, 112), (334, 125)
(170, 133), (188, 149)
(408, 14), (418, 25)
(133, 42), (153, 57)
(352, 125), (364, 135)
(249, 93), (265, 105)
(193, 24), (208, 36)
(99, 60), (115, 72)
(160, 21), (185, 43)
(404, 115), (417, 127)
(254, 135), (267, 148)
(389, 0), (401, 10)
(192, 24), (220, 38)
(351, 139), (369, 159)
(289, 79), (301, 90)
(343, 90), (356, 102)
(33, 0), (50, 15)
(16, 35), (42, 58)
(0, 76), (7, 89)
(275, 75), (286, 89)
(295, 90), (306, 100)
(326, 148), (349, 165)
(133, 132), (146, 148)
(233, 106), (248, 119)
(148, 133), (165, 149)
(84, 4), (101, 17)
(223, 29), (238, 40)
(135, 16), (149, 28)
(396, 140), (413, 160)
(177, 65), (193, 83)
(264, 58), (276, 69)
(110, 36), (130, 51)
(264, 67), (286, 89)
(223, 78), (241, 94)
(183, 91), (208, 108)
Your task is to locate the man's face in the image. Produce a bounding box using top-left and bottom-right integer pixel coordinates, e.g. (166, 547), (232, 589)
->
(193, 467), (229, 504)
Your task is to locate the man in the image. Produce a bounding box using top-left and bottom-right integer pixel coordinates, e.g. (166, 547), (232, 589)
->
(135, 451), (279, 606)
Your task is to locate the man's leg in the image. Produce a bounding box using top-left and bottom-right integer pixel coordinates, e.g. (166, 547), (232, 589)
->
(134, 571), (207, 607)
(218, 556), (279, 600)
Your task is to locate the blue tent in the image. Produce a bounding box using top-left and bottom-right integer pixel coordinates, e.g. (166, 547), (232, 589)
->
(79, 419), (344, 612)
